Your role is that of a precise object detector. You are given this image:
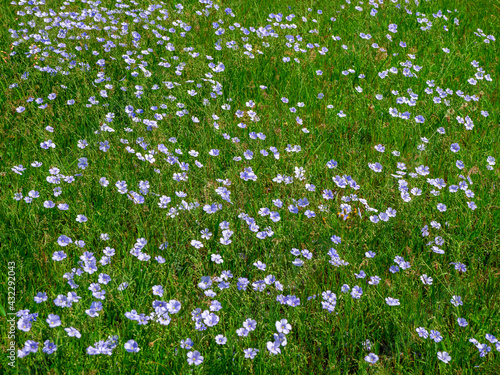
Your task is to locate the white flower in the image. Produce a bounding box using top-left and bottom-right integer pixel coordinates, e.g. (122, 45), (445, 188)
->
(190, 240), (203, 249)
(437, 351), (451, 364)
(276, 319), (292, 334)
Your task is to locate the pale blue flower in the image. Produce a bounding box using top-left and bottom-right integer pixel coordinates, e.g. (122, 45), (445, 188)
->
(124, 340), (140, 353)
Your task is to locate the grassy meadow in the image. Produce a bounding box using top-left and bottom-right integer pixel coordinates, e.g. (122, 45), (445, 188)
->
(1, 0), (499, 373)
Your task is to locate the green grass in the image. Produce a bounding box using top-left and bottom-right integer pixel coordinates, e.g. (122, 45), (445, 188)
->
(1, 0), (500, 373)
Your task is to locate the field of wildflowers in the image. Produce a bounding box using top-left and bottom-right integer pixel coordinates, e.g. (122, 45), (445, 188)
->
(1, 0), (499, 373)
